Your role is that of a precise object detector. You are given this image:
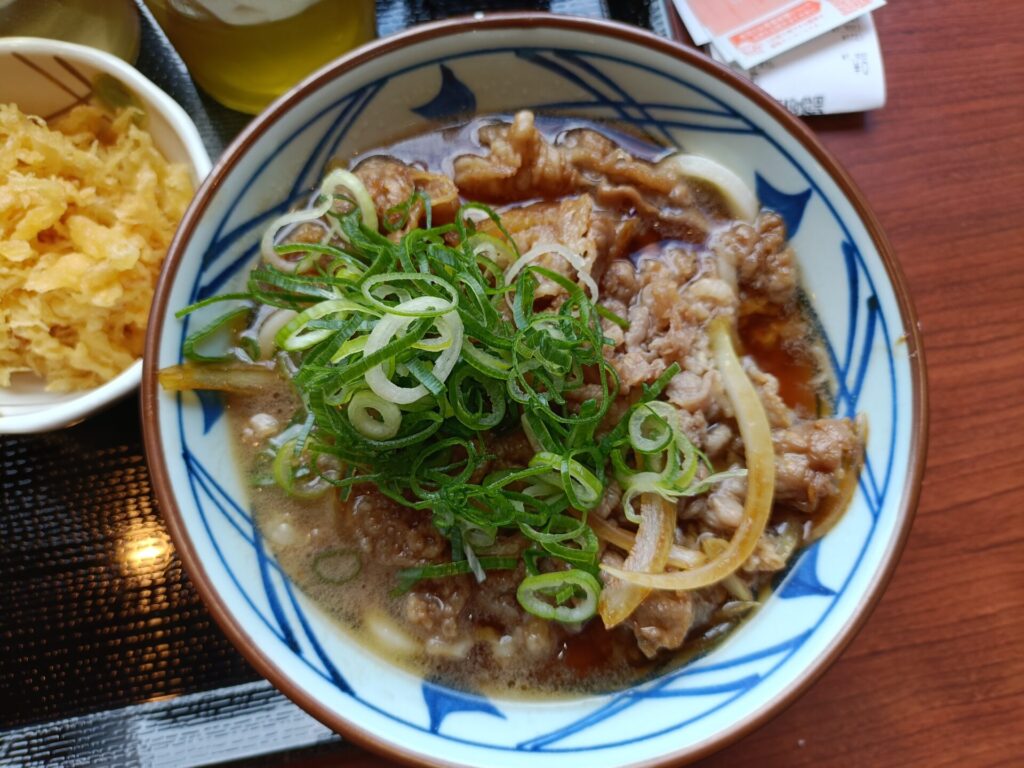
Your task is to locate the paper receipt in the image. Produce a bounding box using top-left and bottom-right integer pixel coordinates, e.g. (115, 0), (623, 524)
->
(709, 13), (887, 116)
(684, 0), (886, 69)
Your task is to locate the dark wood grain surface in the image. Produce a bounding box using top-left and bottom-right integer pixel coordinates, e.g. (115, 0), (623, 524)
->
(697, 6), (1024, 766)
(273, 4), (1024, 767)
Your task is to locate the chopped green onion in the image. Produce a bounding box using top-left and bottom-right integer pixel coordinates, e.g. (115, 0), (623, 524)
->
(392, 556), (518, 595)
(323, 168), (378, 232)
(461, 341), (512, 378)
(167, 166), (771, 628)
(360, 272), (459, 316)
(595, 303), (629, 330)
(348, 390), (402, 440)
(516, 569), (601, 622)
(363, 297), (464, 404)
(182, 305), (252, 362)
(272, 439), (330, 500)
(504, 242), (599, 302)
(174, 292), (253, 320)
(449, 366), (506, 430)
(628, 402), (677, 454)
(404, 357), (446, 397)
(312, 548), (362, 585)
(275, 298), (366, 351)
(466, 232), (517, 267)
(529, 452), (603, 511)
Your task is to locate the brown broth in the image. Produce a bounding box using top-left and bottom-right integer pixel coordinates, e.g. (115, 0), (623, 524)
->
(345, 114), (672, 177)
(740, 311), (821, 416)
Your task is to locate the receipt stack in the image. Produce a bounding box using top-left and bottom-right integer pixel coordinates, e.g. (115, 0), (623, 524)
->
(672, 0), (887, 116)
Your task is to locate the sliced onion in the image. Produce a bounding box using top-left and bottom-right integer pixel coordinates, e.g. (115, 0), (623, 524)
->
(363, 296), (463, 405)
(348, 390), (402, 440)
(601, 316), (775, 590)
(588, 513), (705, 570)
(322, 168), (378, 232)
(598, 493), (677, 628)
(659, 154), (759, 223)
(504, 241), (599, 301)
(701, 536), (752, 601)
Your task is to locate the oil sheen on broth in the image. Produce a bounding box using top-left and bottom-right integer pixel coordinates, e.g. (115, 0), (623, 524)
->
(231, 115), (844, 696)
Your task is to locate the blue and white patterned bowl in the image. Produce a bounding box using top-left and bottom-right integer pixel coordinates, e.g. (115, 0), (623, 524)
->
(142, 15), (926, 767)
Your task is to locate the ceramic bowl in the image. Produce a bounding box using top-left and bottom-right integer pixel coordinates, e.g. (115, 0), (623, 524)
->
(0, 37), (210, 434)
(142, 15), (926, 768)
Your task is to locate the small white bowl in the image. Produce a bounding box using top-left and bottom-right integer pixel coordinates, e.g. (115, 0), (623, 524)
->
(0, 37), (210, 434)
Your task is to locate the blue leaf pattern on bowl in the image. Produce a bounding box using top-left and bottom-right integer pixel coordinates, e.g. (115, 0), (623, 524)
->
(778, 542), (836, 599)
(422, 681), (506, 734)
(195, 389), (224, 433)
(411, 64), (476, 120)
(755, 173), (813, 236)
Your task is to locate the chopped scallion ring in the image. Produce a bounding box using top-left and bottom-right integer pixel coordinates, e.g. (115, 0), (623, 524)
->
(257, 308), (297, 359)
(628, 402), (677, 454)
(274, 298), (366, 351)
(348, 390), (403, 440)
(449, 366), (506, 430)
(360, 272), (458, 316)
(272, 439), (330, 500)
(504, 241), (599, 302)
(182, 305), (252, 362)
(312, 549), (362, 585)
(467, 232), (517, 267)
(516, 569), (601, 623)
(364, 297), (464, 404)
(393, 556), (518, 595)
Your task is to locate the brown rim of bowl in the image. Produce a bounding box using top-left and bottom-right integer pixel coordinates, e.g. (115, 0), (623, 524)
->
(142, 12), (928, 768)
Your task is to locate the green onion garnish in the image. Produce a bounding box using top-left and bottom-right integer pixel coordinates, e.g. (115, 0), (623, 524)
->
(312, 548), (362, 585)
(174, 171), (748, 623)
(516, 569), (602, 622)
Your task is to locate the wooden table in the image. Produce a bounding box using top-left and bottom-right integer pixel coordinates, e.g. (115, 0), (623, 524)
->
(281, 4), (1024, 767)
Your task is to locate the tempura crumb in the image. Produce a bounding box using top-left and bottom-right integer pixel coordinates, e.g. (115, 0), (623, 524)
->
(0, 102), (193, 391)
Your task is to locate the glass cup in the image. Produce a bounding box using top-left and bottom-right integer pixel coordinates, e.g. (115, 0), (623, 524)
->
(142, 0), (376, 114)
